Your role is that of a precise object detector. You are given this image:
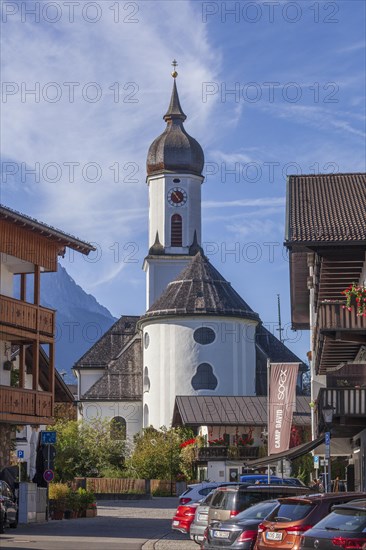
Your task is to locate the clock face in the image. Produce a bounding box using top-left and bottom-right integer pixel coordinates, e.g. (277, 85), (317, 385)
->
(167, 187), (187, 207)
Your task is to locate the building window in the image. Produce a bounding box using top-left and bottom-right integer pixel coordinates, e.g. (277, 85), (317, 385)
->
(144, 332), (150, 349)
(110, 416), (126, 440)
(143, 367), (150, 392)
(194, 327), (216, 345)
(171, 214), (182, 247)
(191, 363), (218, 390)
(144, 404), (149, 427)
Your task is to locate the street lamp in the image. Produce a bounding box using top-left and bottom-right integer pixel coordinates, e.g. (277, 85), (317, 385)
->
(322, 404), (334, 492)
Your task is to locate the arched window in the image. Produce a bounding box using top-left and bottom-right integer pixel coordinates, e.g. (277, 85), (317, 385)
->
(191, 363), (218, 390)
(143, 404), (149, 427)
(143, 367), (150, 393)
(110, 416), (126, 440)
(171, 214), (182, 247)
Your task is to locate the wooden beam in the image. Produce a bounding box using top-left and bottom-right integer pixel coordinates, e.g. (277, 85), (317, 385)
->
(49, 343), (55, 416)
(20, 274), (26, 301)
(34, 265), (40, 306)
(32, 339), (40, 391)
(19, 345), (25, 389)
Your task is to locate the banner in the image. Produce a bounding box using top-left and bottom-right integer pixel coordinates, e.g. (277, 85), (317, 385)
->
(268, 363), (299, 455)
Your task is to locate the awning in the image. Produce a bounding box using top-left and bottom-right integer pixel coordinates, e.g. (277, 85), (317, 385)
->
(245, 434), (325, 467)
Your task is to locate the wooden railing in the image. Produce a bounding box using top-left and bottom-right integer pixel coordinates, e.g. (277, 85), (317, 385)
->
(0, 295), (55, 337)
(317, 388), (366, 428)
(316, 301), (366, 332)
(196, 446), (260, 461)
(0, 386), (53, 419)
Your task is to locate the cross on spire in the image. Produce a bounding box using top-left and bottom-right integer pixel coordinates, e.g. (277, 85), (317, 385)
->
(171, 59), (178, 78)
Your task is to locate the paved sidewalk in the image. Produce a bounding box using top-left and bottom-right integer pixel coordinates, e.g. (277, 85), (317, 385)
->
(142, 530), (197, 549)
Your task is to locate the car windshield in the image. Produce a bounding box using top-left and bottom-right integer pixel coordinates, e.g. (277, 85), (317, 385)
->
(236, 501), (279, 520)
(210, 490), (236, 509)
(268, 502), (314, 521)
(313, 509), (366, 532)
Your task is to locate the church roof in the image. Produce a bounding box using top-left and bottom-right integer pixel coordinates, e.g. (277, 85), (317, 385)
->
(146, 78), (204, 177)
(80, 334), (142, 400)
(285, 173), (366, 245)
(140, 252), (260, 322)
(74, 315), (139, 369)
(172, 395), (311, 427)
(255, 323), (307, 370)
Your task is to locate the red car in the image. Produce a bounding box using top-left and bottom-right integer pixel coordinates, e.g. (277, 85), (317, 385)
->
(172, 503), (198, 534)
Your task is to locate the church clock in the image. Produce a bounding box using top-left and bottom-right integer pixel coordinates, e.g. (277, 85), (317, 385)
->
(167, 187), (187, 207)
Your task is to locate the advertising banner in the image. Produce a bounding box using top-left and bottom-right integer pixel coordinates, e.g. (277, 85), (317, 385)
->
(268, 363), (299, 455)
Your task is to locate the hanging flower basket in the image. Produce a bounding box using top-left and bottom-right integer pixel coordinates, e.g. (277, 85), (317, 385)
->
(342, 283), (366, 317)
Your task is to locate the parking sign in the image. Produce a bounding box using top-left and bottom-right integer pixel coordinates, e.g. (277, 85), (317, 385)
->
(17, 450), (24, 459)
(313, 455), (319, 469)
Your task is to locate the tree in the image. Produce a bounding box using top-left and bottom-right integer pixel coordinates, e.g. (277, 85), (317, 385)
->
(49, 418), (128, 481)
(128, 426), (194, 480)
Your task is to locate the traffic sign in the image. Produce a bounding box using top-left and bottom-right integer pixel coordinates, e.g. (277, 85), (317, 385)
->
(325, 432), (331, 445)
(41, 431), (56, 445)
(17, 450), (24, 459)
(43, 469), (54, 483)
(313, 455), (319, 469)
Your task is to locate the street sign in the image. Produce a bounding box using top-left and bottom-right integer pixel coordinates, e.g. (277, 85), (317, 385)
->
(17, 450), (24, 459)
(325, 432), (331, 445)
(41, 431), (56, 445)
(313, 455), (319, 469)
(43, 469), (54, 483)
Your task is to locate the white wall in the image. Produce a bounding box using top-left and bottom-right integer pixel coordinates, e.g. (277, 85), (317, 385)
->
(144, 256), (192, 309)
(78, 400), (143, 442)
(0, 262), (13, 296)
(142, 316), (257, 428)
(77, 369), (105, 397)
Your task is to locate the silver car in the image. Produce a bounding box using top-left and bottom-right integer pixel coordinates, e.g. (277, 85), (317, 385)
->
(190, 490), (215, 544)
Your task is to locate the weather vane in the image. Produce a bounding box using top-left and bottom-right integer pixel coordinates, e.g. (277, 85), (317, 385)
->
(171, 59), (178, 78)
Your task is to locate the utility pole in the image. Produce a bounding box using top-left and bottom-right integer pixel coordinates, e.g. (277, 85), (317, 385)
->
(276, 294), (284, 344)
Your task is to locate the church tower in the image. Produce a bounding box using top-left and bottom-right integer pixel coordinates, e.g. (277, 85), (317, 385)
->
(143, 62), (204, 308)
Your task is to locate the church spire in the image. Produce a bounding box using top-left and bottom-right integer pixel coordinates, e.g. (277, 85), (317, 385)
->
(163, 60), (186, 122)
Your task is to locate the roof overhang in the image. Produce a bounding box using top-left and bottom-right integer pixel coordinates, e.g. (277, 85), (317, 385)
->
(245, 434), (325, 467)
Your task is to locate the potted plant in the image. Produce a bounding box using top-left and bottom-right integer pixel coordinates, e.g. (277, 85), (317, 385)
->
(76, 488), (96, 518)
(65, 489), (79, 519)
(86, 501), (97, 518)
(342, 283), (366, 316)
(49, 483), (69, 520)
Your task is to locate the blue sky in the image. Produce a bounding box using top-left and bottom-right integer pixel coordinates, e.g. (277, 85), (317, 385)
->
(1, 0), (365, 363)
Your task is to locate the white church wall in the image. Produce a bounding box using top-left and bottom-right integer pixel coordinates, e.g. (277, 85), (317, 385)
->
(79, 400), (142, 441)
(142, 316), (257, 428)
(144, 256), (192, 309)
(77, 369), (105, 398)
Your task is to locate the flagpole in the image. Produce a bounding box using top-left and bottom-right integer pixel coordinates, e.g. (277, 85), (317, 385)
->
(267, 358), (270, 484)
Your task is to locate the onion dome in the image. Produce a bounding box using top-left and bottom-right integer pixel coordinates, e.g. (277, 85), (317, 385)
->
(140, 252), (260, 322)
(147, 64), (204, 177)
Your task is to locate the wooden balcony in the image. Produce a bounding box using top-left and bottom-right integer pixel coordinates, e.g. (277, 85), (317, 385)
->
(0, 295), (55, 341)
(314, 301), (366, 373)
(195, 446), (260, 462)
(0, 385), (53, 425)
(317, 387), (366, 436)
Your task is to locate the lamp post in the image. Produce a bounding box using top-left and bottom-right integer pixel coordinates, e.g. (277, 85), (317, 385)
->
(322, 404), (334, 492)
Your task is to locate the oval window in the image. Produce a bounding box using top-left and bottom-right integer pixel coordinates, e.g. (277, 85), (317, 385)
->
(173, 178), (181, 183)
(144, 332), (150, 349)
(194, 327), (216, 345)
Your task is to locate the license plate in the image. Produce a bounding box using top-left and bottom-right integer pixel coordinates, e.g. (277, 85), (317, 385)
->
(198, 514), (207, 521)
(214, 530), (230, 539)
(266, 532), (283, 541)
(172, 520), (179, 526)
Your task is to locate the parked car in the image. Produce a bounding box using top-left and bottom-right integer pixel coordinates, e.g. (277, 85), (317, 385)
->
(208, 484), (310, 525)
(202, 499), (280, 549)
(172, 502), (199, 534)
(0, 480), (18, 533)
(179, 483), (224, 505)
(256, 493), (366, 550)
(240, 476), (306, 487)
(300, 499), (366, 550)
(190, 491), (217, 544)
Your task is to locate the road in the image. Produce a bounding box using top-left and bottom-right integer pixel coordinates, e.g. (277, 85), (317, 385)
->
(0, 498), (198, 550)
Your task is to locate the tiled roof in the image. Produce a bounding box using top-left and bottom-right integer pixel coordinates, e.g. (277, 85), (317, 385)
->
(286, 173), (366, 244)
(81, 334), (142, 400)
(141, 252), (260, 322)
(0, 204), (95, 254)
(173, 395), (311, 426)
(74, 316), (139, 369)
(256, 324), (306, 369)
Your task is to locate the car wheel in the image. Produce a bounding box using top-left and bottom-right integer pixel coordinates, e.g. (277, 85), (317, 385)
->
(9, 519), (18, 529)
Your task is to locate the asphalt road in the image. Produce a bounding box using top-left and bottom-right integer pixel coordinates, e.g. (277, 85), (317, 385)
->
(0, 498), (197, 550)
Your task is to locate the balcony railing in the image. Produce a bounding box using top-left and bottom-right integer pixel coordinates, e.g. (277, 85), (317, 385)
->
(0, 386), (53, 421)
(316, 301), (366, 332)
(317, 387), (366, 428)
(0, 295), (55, 338)
(195, 446), (260, 461)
